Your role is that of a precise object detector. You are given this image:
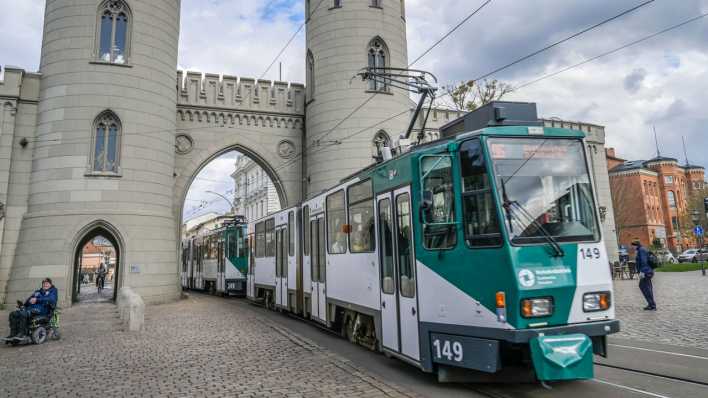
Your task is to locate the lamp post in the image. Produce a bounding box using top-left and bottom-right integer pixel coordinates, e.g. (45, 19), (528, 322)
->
(205, 190), (235, 215)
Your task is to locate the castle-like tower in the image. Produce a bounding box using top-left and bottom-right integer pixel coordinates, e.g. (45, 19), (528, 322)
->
(304, 0), (411, 196)
(2, 0), (182, 305)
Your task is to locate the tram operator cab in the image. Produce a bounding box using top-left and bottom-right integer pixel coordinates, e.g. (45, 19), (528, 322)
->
(397, 125), (618, 382)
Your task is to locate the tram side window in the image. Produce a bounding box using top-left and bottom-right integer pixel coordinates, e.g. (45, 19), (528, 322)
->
(326, 190), (347, 254)
(265, 219), (275, 257)
(421, 155), (457, 249)
(303, 206), (310, 256)
(256, 222), (265, 258)
(378, 198), (395, 294)
(348, 180), (375, 253)
(397, 194), (416, 298)
(228, 232), (236, 258)
(288, 211), (295, 257)
(460, 139), (502, 247)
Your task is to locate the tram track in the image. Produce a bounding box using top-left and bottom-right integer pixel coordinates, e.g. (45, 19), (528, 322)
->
(594, 361), (708, 388)
(243, 298), (707, 397)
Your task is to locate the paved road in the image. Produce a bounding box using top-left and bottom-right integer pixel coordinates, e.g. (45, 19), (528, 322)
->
(3, 274), (708, 398)
(249, 297), (708, 398)
(1, 295), (417, 398)
(613, 270), (708, 350)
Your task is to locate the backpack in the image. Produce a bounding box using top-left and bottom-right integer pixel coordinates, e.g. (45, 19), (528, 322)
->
(647, 251), (660, 269)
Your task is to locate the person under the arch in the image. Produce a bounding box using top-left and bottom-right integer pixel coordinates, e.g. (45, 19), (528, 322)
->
(6, 278), (58, 340)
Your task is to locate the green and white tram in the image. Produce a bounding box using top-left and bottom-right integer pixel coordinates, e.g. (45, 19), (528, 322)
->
(247, 102), (619, 383)
(182, 217), (249, 296)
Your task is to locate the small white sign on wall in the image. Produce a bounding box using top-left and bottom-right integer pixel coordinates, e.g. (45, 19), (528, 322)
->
(130, 264), (141, 273)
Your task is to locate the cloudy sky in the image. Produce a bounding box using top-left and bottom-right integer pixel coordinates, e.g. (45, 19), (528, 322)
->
(2, 0), (707, 220)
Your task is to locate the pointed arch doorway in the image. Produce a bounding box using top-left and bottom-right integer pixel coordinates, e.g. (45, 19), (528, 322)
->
(72, 224), (122, 304)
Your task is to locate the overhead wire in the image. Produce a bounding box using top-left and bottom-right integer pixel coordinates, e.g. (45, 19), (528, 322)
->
(408, 0), (493, 67)
(258, 0), (329, 80)
(513, 11), (708, 91)
(306, 0), (495, 152)
(473, 0), (655, 81)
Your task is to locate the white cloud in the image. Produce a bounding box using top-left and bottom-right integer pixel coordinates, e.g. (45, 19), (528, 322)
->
(2, 0), (706, 173)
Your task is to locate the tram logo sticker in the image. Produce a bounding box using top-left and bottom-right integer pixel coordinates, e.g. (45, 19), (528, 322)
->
(518, 269), (535, 288)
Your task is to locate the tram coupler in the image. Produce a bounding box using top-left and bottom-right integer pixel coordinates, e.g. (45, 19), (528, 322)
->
(529, 333), (594, 382)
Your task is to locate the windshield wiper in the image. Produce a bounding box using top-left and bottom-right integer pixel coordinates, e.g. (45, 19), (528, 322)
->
(500, 181), (565, 257)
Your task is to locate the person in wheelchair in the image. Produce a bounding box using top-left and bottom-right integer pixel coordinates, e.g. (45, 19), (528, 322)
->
(6, 278), (57, 342)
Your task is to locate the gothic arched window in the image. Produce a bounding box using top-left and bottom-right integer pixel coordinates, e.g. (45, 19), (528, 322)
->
(372, 130), (391, 160)
(96, 0), (132, 64)
(367, 38), (389, 92)
(91, 110), (122, 174)
(307, 50), (315, 101)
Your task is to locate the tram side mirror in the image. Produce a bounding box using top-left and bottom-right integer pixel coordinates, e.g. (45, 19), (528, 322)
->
(421, 190), (434, 222)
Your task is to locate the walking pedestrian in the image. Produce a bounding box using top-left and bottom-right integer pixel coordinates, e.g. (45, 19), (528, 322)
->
(632, 239), (656, 311)
(96, 262), (108, 293)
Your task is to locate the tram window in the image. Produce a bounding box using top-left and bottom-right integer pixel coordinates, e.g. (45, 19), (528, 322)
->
(488, 138), (600, 243)
(303, 206), (310, 256)
(396, 194), (416, 298)
(326, 190), (347, 254)
(348, 180), (375, 253)
(256, 222), (265, 258)
(310, 220), (318, 281)
(288, 211), (295, 256)
(265, 218), (275, 257)
(460, 139), (502, 247)
(420, 155), (457, 250)
(378, 198), (395, 294)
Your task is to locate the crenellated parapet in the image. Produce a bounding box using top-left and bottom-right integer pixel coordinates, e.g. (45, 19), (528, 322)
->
(0, 66), (40, 103)
(176, 70), (305, 118)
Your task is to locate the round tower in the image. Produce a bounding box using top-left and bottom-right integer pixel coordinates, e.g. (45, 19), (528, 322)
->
(5, 0), (182, 305)
(305, 0), (410, 195)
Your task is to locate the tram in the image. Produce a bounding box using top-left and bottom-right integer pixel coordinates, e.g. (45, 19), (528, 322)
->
(246, 101), (619, 383)
(181, 216), (249, 296)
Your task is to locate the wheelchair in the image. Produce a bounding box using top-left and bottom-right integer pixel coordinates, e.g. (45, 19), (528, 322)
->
(3, 301), (61, 346)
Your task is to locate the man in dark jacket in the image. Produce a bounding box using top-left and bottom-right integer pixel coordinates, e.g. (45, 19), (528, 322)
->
(6, 278), (58, 339)
(632, 239), (656, 310)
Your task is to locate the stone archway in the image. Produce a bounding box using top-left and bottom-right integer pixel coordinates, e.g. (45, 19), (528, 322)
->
(70, 221), (125, 303)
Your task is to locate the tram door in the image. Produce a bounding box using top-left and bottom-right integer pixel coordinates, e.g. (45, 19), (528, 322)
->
(247, 234), (255, 299)
(378, 187), (420, 361)
(275, 227), (288, 308)
(310, 215), (326, 323)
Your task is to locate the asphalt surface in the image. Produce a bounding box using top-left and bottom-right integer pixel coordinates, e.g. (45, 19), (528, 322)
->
(236, 298), (708, 398)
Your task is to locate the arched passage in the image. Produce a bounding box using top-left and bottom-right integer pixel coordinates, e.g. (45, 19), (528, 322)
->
(71, 222), (124, 303)
(177, 144), (290, 226)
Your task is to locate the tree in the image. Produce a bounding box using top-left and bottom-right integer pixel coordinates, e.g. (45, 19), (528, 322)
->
(443, 79), (514, 112)
(678, 187), (708, 247)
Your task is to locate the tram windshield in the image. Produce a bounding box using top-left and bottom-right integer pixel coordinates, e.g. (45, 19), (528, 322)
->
(486, 137), (600, 244)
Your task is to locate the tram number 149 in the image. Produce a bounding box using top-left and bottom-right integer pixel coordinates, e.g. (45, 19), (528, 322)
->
(432, 338), (464, 362)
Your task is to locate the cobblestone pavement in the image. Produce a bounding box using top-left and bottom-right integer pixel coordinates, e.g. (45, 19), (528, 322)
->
(0, 295), (417, 398)
(613, 270), (708, 349)
(77, 282), (114, 303)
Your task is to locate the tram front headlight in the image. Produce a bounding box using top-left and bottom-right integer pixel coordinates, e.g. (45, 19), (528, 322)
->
(583, 292), (611, 312)
(520, 297), (554, 318)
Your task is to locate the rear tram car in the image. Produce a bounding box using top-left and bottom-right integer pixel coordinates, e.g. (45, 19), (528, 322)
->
(246, 102), (619, 383)
(181, 217), (249, 296)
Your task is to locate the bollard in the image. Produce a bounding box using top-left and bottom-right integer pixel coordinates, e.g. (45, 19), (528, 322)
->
(703, 262), (706, 277)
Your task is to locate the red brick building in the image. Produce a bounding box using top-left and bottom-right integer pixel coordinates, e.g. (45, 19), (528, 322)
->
(607, 149), (705, 253)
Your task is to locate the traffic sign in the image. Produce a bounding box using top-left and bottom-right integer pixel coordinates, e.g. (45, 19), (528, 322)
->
(695, 226), (705, 237)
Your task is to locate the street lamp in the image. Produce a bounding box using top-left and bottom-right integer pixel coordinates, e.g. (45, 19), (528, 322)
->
(205, 190), (235, 214)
